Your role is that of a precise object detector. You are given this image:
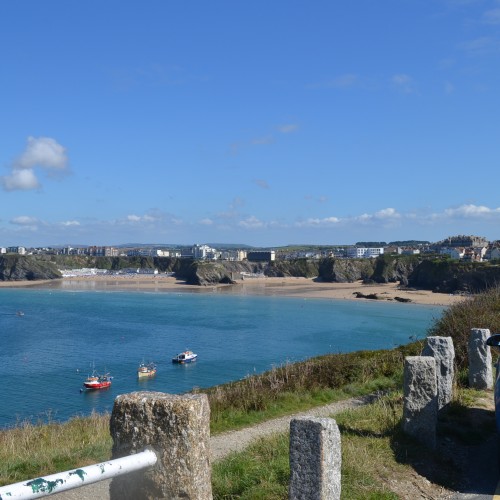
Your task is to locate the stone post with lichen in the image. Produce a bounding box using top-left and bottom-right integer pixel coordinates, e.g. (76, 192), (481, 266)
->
(109, 392), (212, 500)
(422, 336), (455, 410)
(468, 328), (493, 390)
(403, 356), (438, 450)
(289, 417), (341, 500)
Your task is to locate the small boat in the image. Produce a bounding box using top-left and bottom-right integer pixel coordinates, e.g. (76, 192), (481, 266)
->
(16, 310), (24, 317)
(172, 350), (198, 364)
(82, 371), (112, 390)
(138, 362), (157, 378)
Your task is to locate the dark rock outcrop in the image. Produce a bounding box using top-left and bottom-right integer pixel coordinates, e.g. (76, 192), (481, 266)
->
(3, 253), (500, 295)
(0, 255), (61, 281)
(318, 258), (374, 283)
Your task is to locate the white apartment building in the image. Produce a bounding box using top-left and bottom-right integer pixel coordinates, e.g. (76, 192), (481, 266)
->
(346, 247), (384, 259)
(193, 244), (218, 260)
(440, 247), (465, 260)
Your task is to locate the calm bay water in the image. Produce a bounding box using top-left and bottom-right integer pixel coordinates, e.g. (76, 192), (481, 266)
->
(0, 288), (443, 428)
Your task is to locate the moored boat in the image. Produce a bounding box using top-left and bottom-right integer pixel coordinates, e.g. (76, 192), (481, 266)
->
(82, 371), (112, 390)
(138, 362), (157, 378)
(172, 350), (198, 364)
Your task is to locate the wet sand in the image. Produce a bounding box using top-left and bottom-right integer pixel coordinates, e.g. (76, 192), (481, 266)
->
(0, 275), (468, 307)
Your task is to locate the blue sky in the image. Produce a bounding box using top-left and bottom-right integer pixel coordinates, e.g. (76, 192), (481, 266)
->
(1, 1), (500, 248)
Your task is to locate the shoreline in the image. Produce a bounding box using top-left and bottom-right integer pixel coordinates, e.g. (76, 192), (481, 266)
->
(0, 275), (468, 307)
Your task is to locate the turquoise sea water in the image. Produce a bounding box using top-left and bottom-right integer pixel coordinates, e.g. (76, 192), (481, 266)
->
(0, 288), (444, 428)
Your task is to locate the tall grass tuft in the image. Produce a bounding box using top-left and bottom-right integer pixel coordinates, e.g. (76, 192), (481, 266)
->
(0, 412), (111, 486)
(428, 284), (500, 372)
(202, 343), (423, 432)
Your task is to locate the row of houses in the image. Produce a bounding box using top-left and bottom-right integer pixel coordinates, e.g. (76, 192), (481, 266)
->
(2, 236), (500, 263)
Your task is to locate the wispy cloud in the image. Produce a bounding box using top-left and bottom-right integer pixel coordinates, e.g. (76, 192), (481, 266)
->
(460, 36), (500, 55)
(126, 214), (158, 223)
(391, 74), (417, 94)
(199, 218), (214, 225)
(11, 216), (40, 226)
(228, 123), (299, 156)
(277, 123), (299, 134)
(482, 7), (500, 24)
(443, 204), (500, 217)
(2, 137), (69, 192)
(251, 135), (274, 145)
(238, 216), (266, 229)
(6, 204), (500, 246)
(293, 204), (500, 229)
(254, 179), (270, 189)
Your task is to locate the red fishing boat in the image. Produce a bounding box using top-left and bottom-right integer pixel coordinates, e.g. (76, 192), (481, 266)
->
(82, 370), (112, 390)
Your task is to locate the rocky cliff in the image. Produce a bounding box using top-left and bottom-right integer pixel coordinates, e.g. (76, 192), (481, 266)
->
(0, 255), (62, 281)
(2, 254), (500, 294)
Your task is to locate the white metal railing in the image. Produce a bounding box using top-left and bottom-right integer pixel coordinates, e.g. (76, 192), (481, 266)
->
(0, 447), (157, 499)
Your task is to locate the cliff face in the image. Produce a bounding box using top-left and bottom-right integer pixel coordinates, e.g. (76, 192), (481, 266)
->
(408, 260), (500, 293)
(3, 254), (500, 294)
(370, 255), (422, 285)
(0, 255), (62, 281)
(318, 258), (374, 282)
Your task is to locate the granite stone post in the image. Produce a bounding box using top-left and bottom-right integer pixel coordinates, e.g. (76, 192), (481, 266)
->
(109, 392), (212, 500)
(468, 328), (493, 390)
(403, 356), (438, 450)
(422, 336), (455, 410)
(289, 417), (341, 500)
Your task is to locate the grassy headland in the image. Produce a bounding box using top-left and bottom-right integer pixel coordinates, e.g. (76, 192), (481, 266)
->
(1, 286), (500, 495)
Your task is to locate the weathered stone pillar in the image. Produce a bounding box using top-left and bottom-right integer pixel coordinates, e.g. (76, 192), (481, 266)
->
(289, 417), (341, 500)
(109, 392), (212, 500)
(422, 336), (455, 410)
(468, 328), (493, 390)
(403, 356), (438, 450)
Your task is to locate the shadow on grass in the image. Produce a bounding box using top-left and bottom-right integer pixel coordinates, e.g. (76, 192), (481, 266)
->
(389, 406), (498, 494)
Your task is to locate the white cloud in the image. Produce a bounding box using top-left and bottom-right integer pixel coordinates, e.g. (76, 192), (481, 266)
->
(295, 216), (340, 227)
(60, 220), (80, 227)
(2, 136), (69, 191)
(11, 216), (39, 226)
(2, 168), (40, 191)
(16, 136), (68, 170)
(375, 208), (401, 219)
(443, 204), (500, 218)
(126, 214), (160, 223)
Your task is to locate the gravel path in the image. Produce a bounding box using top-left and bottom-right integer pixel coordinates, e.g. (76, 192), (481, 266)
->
(51, 394), (375, 499)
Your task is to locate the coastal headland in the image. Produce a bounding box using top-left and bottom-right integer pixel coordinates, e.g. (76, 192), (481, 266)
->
(0, 275), (466, 307)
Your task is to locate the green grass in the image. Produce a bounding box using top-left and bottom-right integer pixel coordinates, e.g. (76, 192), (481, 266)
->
(209, 376), (400, 434)
(212, 389), (492, 499)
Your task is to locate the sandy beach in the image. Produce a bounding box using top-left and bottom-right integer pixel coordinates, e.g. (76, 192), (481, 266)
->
(0, 275), (468, 307)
